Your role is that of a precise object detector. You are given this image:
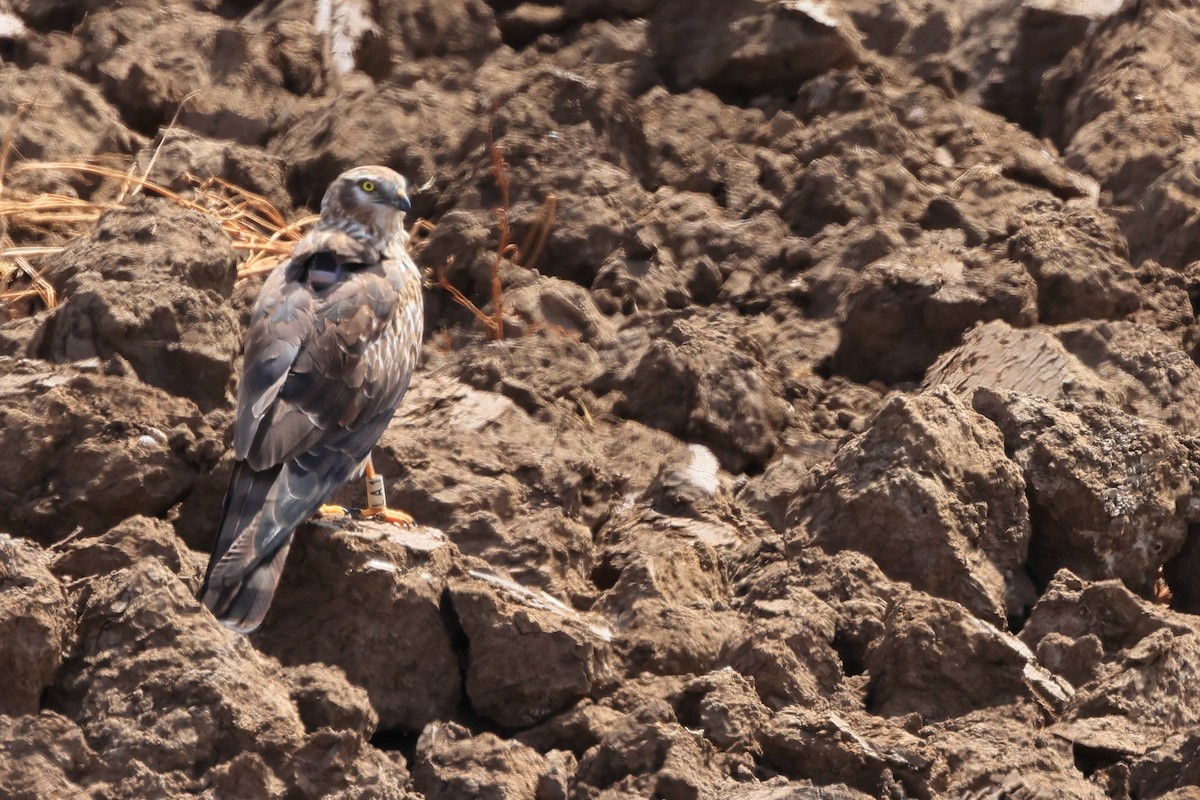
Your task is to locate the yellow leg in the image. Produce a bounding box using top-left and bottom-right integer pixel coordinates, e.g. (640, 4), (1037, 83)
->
(356, 455), (415, 526)
(316, 504), (350, 517)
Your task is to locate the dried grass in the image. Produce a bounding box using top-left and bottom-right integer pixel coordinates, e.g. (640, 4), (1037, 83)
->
(0, 121), (557, 331)
(0, 158), (320, 320)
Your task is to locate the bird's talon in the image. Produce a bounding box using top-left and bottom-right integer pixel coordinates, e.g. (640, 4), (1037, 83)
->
(316, 503), (351, 518)
(357, 506), (415, 526)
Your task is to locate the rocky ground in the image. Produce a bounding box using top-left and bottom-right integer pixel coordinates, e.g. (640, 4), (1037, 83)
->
(3, 0), (1200, 797)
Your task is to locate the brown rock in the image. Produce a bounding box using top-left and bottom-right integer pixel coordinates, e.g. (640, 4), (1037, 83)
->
(3, 0), (1199, 791)
(285, 662), (378, 739)
(51, 514), (204, 587)
(830, 237), (1037, 384)
(1128, 729), (1200, 798)
(636, 87), (767, 197)
(767, 550), (907, 682)
(501, 273), (617, 344)
(717, 782), (875, 800)
(515, 157), (644, 293)
(251, 521), (463, 733)
(1054, 626), (1200, 761)
(49, 559), (409, 798)
(639, 441), (734, 515)
(379, 371), (683, 537)
(988, 0), (1121, 131)
(33, 197), (240, 412)
(648, 0), (861, 92)
(1053, 320), (1200, 434)
(0, 64), (142, 196)
(449, 508), (597, 611)
(782, 148), (934, 240)
(760, 707), (935, 797)
(865, 593), (1066, 721)
(54, 560), (303, 776)
(0, 535), (71, 717)
(928, 319), (1200, 434)
(595, 310), (789, 472)
(76, 7), (290, 141)
(1124, 149), (1200, 269)
(516, 700), (626, 757)
(377, 375), (558, 527)
(971, 388), (1199, 594)
(0, 359), (218, 542)
(0, 315), (43, 357)
(593, 509), (739, 676)
(738, 453), (830, 535)
(924, 319), (1112, 403)
(275, 730), (413, 800)
(461, 63), (658, 290)
(259, 15), (326, 95)
(677, 668), (770, 755)
(203, 752), (287, 800)
(1042, 0), (1200, 206)
(497, 4), (568, 48)
(0, 711), (105, 799)
(133, 128), (293, 215)
(721, 594), (842, 712)
(373, 0), (500, 61)
(923, 706), (1107, 798)
(1032, 632), (1104, 690)
(447, 324), (606, 418)
(1021, 569), (1194, 684)
(450, 569), (617, 728)
(573, 716), (734, 800)
(788, 388), (1034, 624)
(1007, 204), (1140, 324)
(270, 80), (474, 209)
(413, 723), (548, 800)
(834, 0), (963, 79)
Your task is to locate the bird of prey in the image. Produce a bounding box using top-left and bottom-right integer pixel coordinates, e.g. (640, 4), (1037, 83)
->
(200, 165), (422, 633)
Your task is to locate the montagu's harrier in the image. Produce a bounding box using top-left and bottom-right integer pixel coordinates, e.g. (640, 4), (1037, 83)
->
(201, 165), (422, 633)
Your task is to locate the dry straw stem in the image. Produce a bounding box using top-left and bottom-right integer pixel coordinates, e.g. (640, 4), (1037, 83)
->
(0, 159), (322, 319)
(0, 252), (56, 313)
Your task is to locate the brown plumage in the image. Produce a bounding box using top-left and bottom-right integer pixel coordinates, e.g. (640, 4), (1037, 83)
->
(200, 165), (423, 632)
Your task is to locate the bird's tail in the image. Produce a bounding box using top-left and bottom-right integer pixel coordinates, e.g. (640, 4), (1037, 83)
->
(200, 461), (297, 633)
(201, 538), (293, 633)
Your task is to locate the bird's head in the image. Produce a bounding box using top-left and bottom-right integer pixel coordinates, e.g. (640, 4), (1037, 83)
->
(318, 165), (412, 247)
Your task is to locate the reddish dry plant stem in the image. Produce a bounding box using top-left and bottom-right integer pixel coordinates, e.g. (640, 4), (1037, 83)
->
(434, 256), (499, 337)
(431, 111), (559, 341)
(521, 193), (557, 273)
(487, 118), (509, 340)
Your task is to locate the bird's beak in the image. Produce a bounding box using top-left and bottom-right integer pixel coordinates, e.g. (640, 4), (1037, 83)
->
(393, 189), (411, 213)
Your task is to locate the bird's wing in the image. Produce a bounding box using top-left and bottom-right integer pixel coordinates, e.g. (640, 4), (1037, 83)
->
(202, 231), (421, 631)
(232, 229), (384, 464)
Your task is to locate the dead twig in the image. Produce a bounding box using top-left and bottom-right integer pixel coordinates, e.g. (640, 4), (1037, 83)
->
(0, 254), (56, 311)
(432, 256), (499, 337)
(487, 116), (510, 340)
(432, 105), (559, 341)
(0, 88), (43, 198)
(120, 89), (200, 203)
(0, 157), (323, 320)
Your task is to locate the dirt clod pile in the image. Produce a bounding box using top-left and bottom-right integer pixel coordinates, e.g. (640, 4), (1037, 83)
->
(3, 0), (1200, 797)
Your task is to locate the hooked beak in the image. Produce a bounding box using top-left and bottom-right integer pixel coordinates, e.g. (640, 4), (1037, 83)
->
(392, 188), (411, 213)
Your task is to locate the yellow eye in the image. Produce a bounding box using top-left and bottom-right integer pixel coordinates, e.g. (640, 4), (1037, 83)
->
(360, 180), (375, 192)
